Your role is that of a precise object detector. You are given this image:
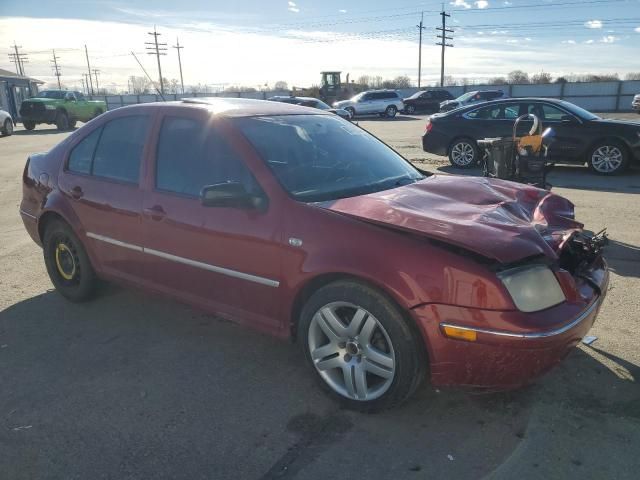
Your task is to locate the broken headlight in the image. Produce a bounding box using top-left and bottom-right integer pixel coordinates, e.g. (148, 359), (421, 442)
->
(498, 265), (565, 313)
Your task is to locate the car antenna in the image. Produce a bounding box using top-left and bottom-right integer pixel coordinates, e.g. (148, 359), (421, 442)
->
(131, 51), (166, 101)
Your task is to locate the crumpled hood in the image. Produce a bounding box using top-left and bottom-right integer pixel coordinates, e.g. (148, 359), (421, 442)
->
(318, 175), (583, 264)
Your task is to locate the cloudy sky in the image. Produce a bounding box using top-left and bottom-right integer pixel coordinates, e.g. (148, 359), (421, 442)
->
(1, 0), (639, 92)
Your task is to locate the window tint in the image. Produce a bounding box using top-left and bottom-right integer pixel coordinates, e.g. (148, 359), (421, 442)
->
(541, 104), (567, 121)
(92, 115), (149, 183)
(68, 127), (101, 174)
(383, 92), (398, 99)
(467, 103), (520, 120)
(156, 116), (259, 197)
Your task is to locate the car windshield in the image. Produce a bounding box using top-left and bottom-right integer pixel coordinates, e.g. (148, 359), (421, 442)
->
(351, 92), (365, 102)
(34, 91), (65, 99)
(559, 101), (600, 120)
(235, 114), (424, 202)
(312, 99), (331, 110)
(455, 92), (476, 102)
(407, 91), (424, 99)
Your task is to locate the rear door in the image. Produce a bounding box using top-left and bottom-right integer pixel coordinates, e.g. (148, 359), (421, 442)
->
(140, 109), (283, 330)
(58, 113), (151, 280)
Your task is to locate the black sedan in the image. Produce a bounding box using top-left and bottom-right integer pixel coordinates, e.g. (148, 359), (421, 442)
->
(422, 98), (640, 175)
(402, 90), (453, 114)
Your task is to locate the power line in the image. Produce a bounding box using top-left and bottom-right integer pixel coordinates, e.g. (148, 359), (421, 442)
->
(9, 42), (28, 76)
(436, 8), (454, 87)
(172, 37), (185, 94)
(51, 49), (62, 89)
(146, 26), (167, 95)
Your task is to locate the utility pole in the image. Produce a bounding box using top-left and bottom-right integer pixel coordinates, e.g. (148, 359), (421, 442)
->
(146, 26), (167, 95)
(9, 42), (28, 76)
(417, 12), (425, 89)
(81, 76), (86, 95)
(84, 45), (94, 95)
(92, 69), (100, 93)
(436, 7), (454, 87)
(51, 49), (62, 89)
(172, 37), (185, 94)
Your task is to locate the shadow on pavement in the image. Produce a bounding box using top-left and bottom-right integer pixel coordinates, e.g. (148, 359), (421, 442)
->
(1, 287), (638, 479)
(605, 240), (640, 278)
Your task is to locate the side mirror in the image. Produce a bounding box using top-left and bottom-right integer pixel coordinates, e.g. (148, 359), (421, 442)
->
(200, 182), (266, 210)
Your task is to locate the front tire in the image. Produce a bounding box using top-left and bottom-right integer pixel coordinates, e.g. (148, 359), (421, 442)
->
(23, 120), (36, 130)
(587, 141), (628, 175)
(345, 107), (355, 119)
(385, 105), (398, 118)
(405, 104), (416, 114)
(43, 220), (98, 302)
(448, 138), (479, 168)
(1, 118), (12, 136)
(55, 111), (69, 131)
(300, 280), (426, 412)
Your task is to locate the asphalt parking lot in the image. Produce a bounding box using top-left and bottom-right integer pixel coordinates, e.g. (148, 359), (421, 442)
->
(1, 116), (639, 480)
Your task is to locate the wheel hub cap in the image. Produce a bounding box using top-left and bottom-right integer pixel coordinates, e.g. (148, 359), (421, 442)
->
(592, 146), (622, 172)
(55, 243), (76, 280)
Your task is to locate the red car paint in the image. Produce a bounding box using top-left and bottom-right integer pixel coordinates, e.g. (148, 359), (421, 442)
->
(19, 99), (608, 389)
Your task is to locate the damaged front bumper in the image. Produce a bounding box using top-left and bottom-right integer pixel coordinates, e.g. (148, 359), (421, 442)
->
(412, 254), (609, 390)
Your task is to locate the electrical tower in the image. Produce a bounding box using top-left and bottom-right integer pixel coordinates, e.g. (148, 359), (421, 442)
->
(172, 37), (185, 94)
(417, 12), (425, 89)
(146, 26), (167, 95)
(436, 9), (454, 87)
(92, 69), (100, 93)
(84, 45), (94, 95)
(51, 50), (62, 89)
(8, 42), (28, 76)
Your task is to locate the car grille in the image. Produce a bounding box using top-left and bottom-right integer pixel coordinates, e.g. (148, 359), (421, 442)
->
(19, 102), (45, 115)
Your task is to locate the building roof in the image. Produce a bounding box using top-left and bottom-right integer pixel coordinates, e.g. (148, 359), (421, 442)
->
(0, 68), (44, 84)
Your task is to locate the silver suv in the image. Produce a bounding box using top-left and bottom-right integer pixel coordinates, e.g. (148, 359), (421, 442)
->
(333, 90), (404, 118)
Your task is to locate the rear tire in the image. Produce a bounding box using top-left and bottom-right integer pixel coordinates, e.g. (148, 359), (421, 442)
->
(68, 119), (77, 129)
(23, 120), (36, 131)
(448, 138), (479, 168)
(55, 111), (69, 131)
(1, 118), (12, 136)
(43, 220), (98, 302)
(299, 280), (426, 412)
(385, 105), (398, 118)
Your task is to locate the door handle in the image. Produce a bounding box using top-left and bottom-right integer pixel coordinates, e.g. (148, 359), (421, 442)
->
(143, 205), (166, 221)
(70, 186), (83, 199)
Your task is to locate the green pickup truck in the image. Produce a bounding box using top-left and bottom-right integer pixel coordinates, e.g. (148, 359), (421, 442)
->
(19, 90), (107, 131)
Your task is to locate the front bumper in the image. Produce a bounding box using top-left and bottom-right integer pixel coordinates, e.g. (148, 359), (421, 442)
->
(20, 110), (57, 123)
(412, 258), (609, 389)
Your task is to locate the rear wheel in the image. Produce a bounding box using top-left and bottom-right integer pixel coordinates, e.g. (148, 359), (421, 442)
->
(449, 138), (479, 168)
(43, 220), (98, 302)
(1, 118), (12, 136)
(385, 105), (398, 118)
(588, 141), (628, 175)
(23, 120), (36, 131)
(55, 111), (69, 131)
(300, 280), (426, 412)
(68, 119), (77, 129)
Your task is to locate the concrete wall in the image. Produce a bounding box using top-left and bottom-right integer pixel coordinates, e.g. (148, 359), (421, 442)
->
(88, 81), (640, 113)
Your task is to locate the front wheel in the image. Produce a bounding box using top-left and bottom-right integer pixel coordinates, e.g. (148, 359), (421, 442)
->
(300, 281), (426, 412)
(449, 139), (479, 168)
(385, 105), (398, 118)
(1, 118), (13, 136)
(345, 107), (355, 119)
(23, 120), (36, 130)
(55, 111), (69, 131)
(405, 104), (416, 114)
(43, 220), (98, 302)
(588, 141), (628, 175)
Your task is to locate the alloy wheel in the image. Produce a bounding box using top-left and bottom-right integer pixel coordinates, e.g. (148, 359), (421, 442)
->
(308, 302), (396, 401)
(591, 145), (623, 173)
(451, 141), (476, 166)
(406, 105), (416, 114)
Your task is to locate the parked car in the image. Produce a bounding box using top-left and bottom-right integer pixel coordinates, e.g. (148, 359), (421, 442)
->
(20, 98), (608, 411)
(423, 98), (640, 174)
(633, 94), (640, 113)
(268, 95), (351, 119)
(403, 90), (454, 114)
(333, 90), (404, 118)
(0, 109), (13, 136)
(439, 90), (506, 112)
(19, 90), (106, 131)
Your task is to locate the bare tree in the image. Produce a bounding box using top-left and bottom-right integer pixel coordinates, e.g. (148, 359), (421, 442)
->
(625, 72), (640, 80)
(531, 72), (552, 84)
(129, 76), (152, 94)
(274, 80), (288, 90)
(488, 77), (507, 85)
(508, 70), (530, 84)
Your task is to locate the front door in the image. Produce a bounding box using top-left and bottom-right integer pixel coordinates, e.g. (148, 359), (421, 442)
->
(140, 110), (283, 330)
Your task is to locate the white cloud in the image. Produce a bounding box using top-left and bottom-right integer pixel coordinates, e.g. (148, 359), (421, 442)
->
(635, 27), (640, 33)
(288, 1), (296, 6)
(450, 0), (472, 8)
(585, 20), (603, 29)
(503, 1), (512, 5)
(475, 1), (489, 8)
(600, 35), (618, 43)
(288, 7), (300, 13)
(562, 40), (577, 44)
(585, 39), (595, 44)
(339, 9), (347, 13)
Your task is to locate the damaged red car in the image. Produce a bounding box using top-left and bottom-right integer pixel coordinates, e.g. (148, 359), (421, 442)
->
(20, 98), (608, 411)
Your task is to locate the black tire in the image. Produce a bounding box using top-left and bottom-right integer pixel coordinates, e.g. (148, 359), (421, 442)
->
(345, 107), (355, 119)
(2, 118), (13, 136)
(448, 138), (479, 168)
(23, 120), (36, 131)
(43, 220), (98, 302)
(68, 119), (77, 129)
(55, 111), (69, 131)
(587, 140), (629, 175)
(299, 280), (426, 413)
(405, 104), (416, 114)
(385, 105), (398, 118)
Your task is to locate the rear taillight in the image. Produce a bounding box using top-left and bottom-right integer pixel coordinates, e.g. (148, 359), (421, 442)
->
(425, 120), (433, 134)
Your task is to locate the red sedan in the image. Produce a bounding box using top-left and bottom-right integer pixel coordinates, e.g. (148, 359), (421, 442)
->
(20, 98), (608, 411)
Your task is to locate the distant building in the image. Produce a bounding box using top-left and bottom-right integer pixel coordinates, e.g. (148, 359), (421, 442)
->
(0, 68), (44, 119)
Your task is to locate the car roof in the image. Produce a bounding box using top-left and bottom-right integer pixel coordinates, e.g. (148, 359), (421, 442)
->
(115, 97), (331, 118)
(442, 97), (568, 114)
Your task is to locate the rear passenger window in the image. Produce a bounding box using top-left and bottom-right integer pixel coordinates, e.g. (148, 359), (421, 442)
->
(68, 127), (101, 174)
(92, 116), (149, 183)
(156, 116), (260, 197)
